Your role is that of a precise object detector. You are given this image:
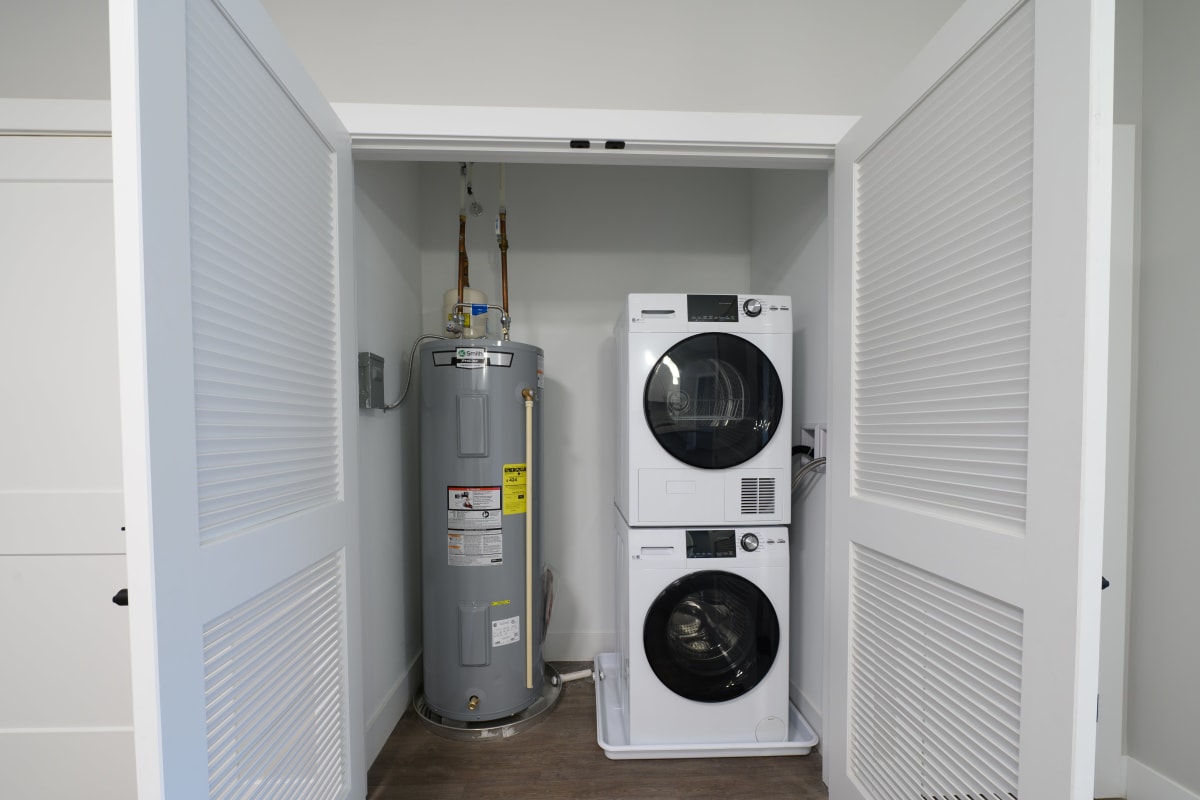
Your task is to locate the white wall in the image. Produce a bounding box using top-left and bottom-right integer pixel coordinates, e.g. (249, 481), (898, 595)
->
(749, 169), (830, 735)
(353, 161), (426, 761)
(416, 162), (755, 658)
(355, 160), (833, 747)
(1125, 1), (1200, 797)
(0, 1), (109, 99)
(2, 0), (962, 115)
(258, 0), (961, 115)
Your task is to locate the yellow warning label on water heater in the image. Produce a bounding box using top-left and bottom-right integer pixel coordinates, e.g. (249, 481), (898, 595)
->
(502, 463), (527, 515)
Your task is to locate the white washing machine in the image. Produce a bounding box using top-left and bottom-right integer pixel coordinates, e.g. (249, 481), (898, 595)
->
(615, 293), (792, 527)
(615, 518), (790, 747)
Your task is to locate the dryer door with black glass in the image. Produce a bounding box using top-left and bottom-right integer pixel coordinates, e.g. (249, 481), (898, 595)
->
(643, 333), (784, 469)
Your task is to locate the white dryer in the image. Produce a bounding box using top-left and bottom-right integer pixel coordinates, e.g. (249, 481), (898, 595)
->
(615, 519), (790, 746)
(615, 293), (792, 527)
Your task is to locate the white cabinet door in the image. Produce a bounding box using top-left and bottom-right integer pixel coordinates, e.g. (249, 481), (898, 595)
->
(827, 1), (1113, 798)
(109, 0), (364, 797)
(0, 135), (135, 800)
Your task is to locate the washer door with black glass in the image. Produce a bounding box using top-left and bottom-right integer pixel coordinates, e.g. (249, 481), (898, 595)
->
(643, 570), (780, 703)
(644, 333), (784, 469)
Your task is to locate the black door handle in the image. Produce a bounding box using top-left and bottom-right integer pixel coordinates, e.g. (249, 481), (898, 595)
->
(1101, 576), (1110, 591)
(112, 588), (129, 606)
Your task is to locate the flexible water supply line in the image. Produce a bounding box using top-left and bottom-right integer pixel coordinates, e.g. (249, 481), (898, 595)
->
(522, 387), (535, 689)
(552, 668), (593, 685)
(791, 456), (827, 494)
(456, 163), (468, 310)
(466, 163), (484, 216)
(497, 164), (510, 339)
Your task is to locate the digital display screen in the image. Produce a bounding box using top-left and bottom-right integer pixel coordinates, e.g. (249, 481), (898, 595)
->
(687, 294), (739, 323)
(686, 530), (736, 558)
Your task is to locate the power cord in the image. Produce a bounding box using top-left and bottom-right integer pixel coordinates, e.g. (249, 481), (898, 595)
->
(384, 334), (449, 411)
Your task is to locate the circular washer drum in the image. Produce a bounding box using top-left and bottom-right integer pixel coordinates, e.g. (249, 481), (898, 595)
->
(642, 570), (780, 704)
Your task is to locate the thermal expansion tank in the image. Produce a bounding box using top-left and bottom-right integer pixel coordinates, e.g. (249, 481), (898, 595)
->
(419, 338), (545, 722)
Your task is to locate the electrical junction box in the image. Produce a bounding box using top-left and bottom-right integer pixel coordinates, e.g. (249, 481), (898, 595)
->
(358, 352), (385, 409)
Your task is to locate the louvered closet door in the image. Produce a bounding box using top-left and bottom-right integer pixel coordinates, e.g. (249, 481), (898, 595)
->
(826, 1), (1113, 798)
(109, 0), (364, 797)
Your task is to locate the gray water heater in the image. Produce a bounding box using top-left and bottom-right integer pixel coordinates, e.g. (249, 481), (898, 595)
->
(419, 338), (546, 722)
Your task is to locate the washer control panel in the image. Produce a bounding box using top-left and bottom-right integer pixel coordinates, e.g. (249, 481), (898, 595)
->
(682, 529), (787, 559)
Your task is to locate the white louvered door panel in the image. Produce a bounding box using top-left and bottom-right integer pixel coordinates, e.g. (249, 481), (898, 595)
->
(828, 1), (1112, 799)
(853, 4), (1034, 536)
(110, 0), (364, 798)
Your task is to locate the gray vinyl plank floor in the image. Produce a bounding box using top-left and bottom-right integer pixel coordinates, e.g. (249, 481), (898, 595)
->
(368, 663), (827, 800)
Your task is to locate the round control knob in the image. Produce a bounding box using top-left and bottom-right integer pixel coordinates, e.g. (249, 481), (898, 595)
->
(743, 298), (762, 317)
(741, 533), (760, 552)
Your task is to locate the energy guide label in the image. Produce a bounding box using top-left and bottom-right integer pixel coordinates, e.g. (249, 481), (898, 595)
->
(502, 464), (526, 515)
(447, 486), (502, 566)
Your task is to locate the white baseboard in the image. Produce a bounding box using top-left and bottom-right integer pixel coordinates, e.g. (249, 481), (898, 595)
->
(790, 680), (824, 744)
(1126, 757), (1200, 800)
(1094, 754), (1129, 800)
(364, 651), (422, 766)
(544, 630), (614, 662)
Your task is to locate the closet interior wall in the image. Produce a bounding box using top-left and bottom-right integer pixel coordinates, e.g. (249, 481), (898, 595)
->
(351, 158), (831, 756)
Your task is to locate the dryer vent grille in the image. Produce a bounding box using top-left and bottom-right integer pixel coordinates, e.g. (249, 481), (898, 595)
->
(739, 478), (776, 515)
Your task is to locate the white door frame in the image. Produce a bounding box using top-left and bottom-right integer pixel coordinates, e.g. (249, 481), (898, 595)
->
(1093, 123), (1138, 798)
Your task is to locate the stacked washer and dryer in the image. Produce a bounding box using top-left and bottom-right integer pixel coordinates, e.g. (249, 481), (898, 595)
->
(597, 293), (817, 759)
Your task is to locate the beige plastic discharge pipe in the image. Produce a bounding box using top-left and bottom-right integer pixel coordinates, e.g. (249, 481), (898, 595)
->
(522, 387), (535, 689)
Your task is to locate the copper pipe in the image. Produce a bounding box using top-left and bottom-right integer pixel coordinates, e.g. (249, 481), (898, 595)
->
(461, 216), (471, 289)
(456, 163), (468, 308)
(456, 213), (467, 306)
(499, 211), (510, 314)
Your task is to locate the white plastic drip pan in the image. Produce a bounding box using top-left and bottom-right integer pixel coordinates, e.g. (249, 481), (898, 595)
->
(593, 652), (819, 760)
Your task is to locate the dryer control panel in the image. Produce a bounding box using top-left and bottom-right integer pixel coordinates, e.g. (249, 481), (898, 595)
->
(623, 293), (791, 333)
(685, 294), (791, 323)
(687, 294), (741, 323)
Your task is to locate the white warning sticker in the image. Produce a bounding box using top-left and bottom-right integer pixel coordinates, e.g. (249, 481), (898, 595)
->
(491, 615), (521, 647)
(446, 531), (504, 567)
(447, 486), (502, 566)
(448, 509), (501, 530)
(447, 487), (500, 511)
